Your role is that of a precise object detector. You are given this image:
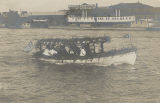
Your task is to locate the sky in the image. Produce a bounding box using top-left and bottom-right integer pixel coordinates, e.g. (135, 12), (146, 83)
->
(1, 0), (160, 12)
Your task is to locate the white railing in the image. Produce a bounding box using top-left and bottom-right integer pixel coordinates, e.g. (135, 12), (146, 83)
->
(33, 19), (48, 22)
(68, 16), (136, 23)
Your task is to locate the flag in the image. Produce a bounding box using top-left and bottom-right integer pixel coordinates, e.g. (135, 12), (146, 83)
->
(24, 41), (33, 53)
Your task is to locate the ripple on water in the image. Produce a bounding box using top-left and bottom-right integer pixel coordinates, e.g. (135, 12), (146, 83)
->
(0, 29), (160, 103)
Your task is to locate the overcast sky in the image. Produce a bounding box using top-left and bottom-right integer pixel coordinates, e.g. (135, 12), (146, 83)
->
(1, 0), (160, 12)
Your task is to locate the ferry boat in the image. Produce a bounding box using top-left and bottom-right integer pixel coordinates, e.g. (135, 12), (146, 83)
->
(33, 36), (137, 66)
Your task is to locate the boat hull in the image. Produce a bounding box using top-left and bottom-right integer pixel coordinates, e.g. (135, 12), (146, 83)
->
(39, 51), (136, 66)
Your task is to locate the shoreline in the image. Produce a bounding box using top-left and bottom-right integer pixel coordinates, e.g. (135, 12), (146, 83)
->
(1, 26), (160, 31)
(48, 27), (148, 31)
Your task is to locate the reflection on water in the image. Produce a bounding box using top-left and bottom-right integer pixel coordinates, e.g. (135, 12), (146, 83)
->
(0, 29), (160, 103)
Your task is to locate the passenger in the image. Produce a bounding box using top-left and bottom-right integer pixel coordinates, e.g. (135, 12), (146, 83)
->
(70, 43), (80, 56)
(85, 43), (91, 55)
(80, 47), (86, 56)
(43, 48), (57, 56)
(46, 44), (50, 50)
(89, 42), (95, 53)
(58, 44), (68, 56)
(65, 46), (70, 54)
(49, 49), (58, 55)
(51, 44), (55, 50)
(42, 43), (58, 56)
(43, 49), (50, 56)
(81, 42), (91, 56)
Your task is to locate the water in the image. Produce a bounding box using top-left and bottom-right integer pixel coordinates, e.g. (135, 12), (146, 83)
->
(0, 28), (160, 103)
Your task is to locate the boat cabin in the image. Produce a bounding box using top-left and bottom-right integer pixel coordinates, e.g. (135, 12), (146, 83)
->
(35, 36), (110, 59)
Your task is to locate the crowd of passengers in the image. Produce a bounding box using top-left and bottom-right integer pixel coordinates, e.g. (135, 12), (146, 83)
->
(39, 41), (103, 57)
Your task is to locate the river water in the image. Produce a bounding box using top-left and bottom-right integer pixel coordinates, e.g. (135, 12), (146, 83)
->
(0, 28), (160, 103)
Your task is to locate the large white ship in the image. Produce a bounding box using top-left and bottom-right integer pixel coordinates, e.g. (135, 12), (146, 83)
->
(67, 3), (136, 27)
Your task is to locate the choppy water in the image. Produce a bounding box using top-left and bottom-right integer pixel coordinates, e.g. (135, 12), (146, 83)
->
(0, 28), (160, 103)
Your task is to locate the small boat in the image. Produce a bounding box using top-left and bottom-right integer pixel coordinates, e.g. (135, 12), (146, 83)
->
(33, 36), (136, 66)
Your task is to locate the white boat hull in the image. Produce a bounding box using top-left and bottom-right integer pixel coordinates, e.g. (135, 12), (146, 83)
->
(40, 52), (136, 66)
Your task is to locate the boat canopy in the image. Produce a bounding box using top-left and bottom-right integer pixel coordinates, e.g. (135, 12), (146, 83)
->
(36, 36), (110, 47)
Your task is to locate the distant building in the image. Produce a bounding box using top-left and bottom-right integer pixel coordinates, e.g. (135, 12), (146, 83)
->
(26, 11), (67, 28)
(0, 2), (160, 28)
(0, 10), (68, 28)
(2, 10), (23, 28)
